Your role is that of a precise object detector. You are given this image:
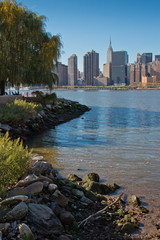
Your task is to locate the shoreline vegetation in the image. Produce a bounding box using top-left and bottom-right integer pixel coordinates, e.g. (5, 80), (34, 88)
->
(0, 96), (160, 239)
(0, 95), (90, 141)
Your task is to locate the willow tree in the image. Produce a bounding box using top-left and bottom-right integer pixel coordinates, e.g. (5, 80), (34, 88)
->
(0, 0), (62, 95)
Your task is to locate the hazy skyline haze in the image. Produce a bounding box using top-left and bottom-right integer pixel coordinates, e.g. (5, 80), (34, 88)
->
(17, 0), (160, 71)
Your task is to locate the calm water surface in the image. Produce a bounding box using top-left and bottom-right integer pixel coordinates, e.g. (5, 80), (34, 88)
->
(29, 90), (160, 206)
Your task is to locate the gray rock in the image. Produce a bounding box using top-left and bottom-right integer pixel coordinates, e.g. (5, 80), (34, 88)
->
(51, 190), (69, 208)
(0, 223), (10, 232)
(0, 195), (28, 207)
(121, 222), (137, 234)
(24, 182), (43, 196)
(82, 181), (110, 194)
(80, 196), (93, 205)
(59, 235), (71, 240)
(16, 174), (39, 187)
(4, 202), (28, 221)
(59, 210), (75, 226)
(19, 223), (35, 240)
(29, 161), (52, 175)
(128, 195), (141, 206)
(72, 189), (84, 198)
(83, 172), (100, 183)
(48, 183), (58, 193)
(11, 221), (17, 229)
(0, 231), (2, 240)
(7, 187), (26, 198)
(28, 203), (63, 235)
(30, 154), (44, 163)
(50, 202), (62, 216)
(67, 174), (82, 182)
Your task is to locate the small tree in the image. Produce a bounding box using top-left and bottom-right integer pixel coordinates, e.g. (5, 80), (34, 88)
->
(0, 0), (62, 95)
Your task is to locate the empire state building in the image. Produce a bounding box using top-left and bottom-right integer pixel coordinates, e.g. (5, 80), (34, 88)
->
(107, 39), (113, 63)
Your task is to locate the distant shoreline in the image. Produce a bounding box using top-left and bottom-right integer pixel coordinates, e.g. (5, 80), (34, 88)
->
(51, 86), (160, 91)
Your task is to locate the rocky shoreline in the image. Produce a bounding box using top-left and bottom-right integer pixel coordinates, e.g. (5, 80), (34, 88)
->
(0, 98), (90, 141)
(0, 154), (152, 240)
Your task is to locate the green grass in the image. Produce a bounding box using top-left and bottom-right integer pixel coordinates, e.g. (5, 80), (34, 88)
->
(0, 99), (41, 124)
(0, 132), (31, 197)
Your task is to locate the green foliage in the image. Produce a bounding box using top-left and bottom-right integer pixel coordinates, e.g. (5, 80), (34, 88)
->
(0, 99), (41, 123)
(32, 91), (57, 106)
(0, 0), (62, 92)
(0, 132), (31, 197)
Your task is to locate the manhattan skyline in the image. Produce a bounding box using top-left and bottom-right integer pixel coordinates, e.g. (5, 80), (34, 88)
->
(18, 0), (160, 71)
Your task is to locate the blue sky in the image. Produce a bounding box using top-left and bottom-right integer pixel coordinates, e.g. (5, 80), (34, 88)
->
(18, 0), (160, 72)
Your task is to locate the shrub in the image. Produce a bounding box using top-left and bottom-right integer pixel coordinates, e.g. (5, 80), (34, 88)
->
(0, 99), (41, 123)
(0, 132), (31, 197)
(31, 91), (57, 106)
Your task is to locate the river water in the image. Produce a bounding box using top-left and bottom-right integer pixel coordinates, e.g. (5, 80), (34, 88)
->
(28, 90), (160, 210)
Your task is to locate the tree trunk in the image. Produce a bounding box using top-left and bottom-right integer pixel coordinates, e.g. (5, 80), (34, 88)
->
(0, 81), (5, 95)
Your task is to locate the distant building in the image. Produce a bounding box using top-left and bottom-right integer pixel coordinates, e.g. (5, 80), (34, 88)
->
(126, 64), (131, 85)
(141, 76), (157, 87)
(68, 54), (77, 86)
(148, 60), (160, 82)
(130, 63), (149, 85)
(111, 51), (128, 85)
(155, 55), (160, 61)
(56, 62), (68, 86)
(107, 39), (113, 63)
(103, 63), (112, 79)
(93, 74), (110, 86)
(141, 53), (152, 64)
(83, 50), (99, 85)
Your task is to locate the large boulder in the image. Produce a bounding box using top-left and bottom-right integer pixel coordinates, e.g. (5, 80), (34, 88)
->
(48, 183), (58, 193)
(83, 173), (100, 183)
(28, 203), (63, 235)
(51, 190), (69, 208)
(72, 189), (84, 198)
(103, 183), (120, 192)
(24, 182), (43, 196)
(7, 188), (26, 198)
(128, 195), (141, 206)
(67, 174), (82, 182)
(121, 222), (138, 234)
(29, 160), (52, 175)
(82, 181), (110, 194)
(0, 195), (28, 207)
(59, 210), (75, 226)
(4, 202), (28, 222)
(19, 223), (35, 240)
(16, 174), (53, 188)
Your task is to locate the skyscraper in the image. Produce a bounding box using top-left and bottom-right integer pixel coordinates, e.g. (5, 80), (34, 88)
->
(141, 53), (152, 64)
(68, 54), (77, 86)
(103, 39), (113, 80)
(83, 50), (99, 85)
(56, 62), (68, 86)
(111, 51), (128, 85)
(107, 39), (113, 63)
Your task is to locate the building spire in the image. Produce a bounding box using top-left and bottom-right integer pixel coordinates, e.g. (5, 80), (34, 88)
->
(109, 37), (112, 48)
(107, 38), (113, 63)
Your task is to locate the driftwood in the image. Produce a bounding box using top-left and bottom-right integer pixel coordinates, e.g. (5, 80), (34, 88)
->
(78, 193), (124, 228)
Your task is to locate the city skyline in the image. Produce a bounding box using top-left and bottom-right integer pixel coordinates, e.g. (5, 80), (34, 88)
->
(18, 0), (160, 71)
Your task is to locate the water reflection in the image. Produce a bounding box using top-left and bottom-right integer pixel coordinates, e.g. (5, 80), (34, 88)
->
(28, 90), (160, 206)
(29, 106), (160, 148)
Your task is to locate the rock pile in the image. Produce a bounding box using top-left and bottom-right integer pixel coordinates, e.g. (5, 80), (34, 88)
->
(0, 98), (90, 140)
(0, 154), (149, 240)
